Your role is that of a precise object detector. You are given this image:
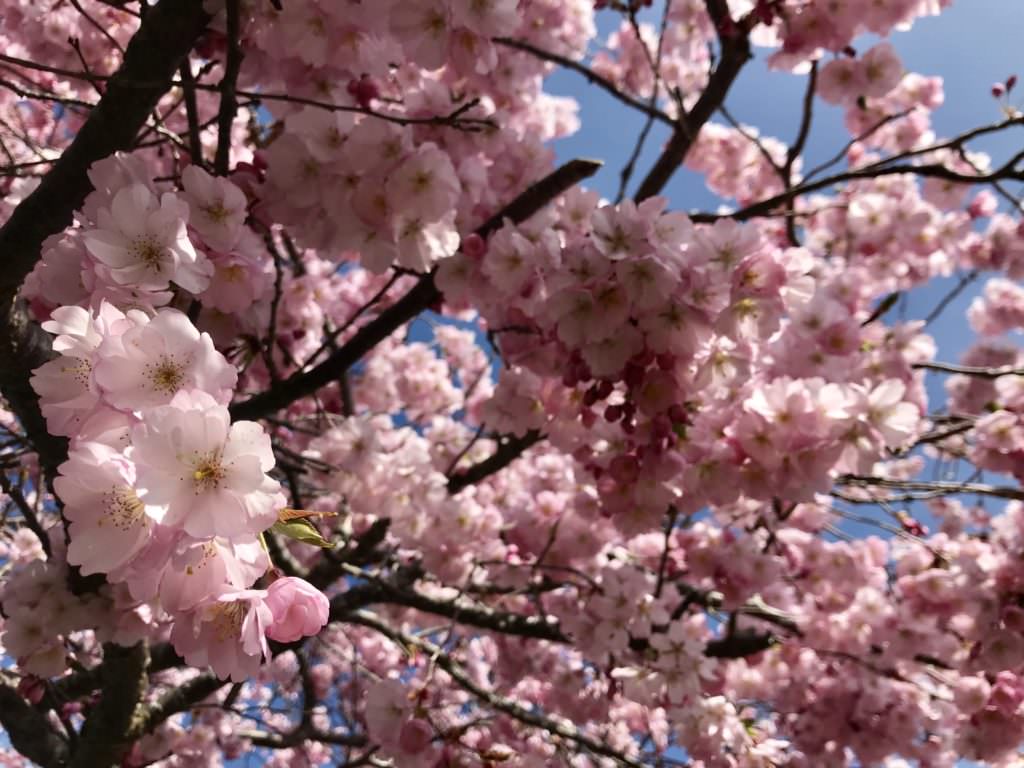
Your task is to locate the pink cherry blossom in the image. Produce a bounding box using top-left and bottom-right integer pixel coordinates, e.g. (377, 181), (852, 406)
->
(4, 2), (1024, 766)
(169, 589), (272, 681)
(84, 184), (212, 294)
(94, 308), (237, 411)
(53, 441), (154, 575)
(180, 165), (248, 253)
(131, 391), (284, 539)
(159, 535), (270, 612)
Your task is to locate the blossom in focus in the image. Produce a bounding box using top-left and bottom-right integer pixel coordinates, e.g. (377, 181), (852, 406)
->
(84, 184), (212, 294)
(169, 589), (272, 681)
(94, 308), (237, 411)
(54, 441), (154, 575)
(131, 390), (284, 539)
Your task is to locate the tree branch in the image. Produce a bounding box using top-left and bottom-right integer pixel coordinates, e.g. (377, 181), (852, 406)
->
(0, 469), (52, 556)
(912, 360), (1024, 379)
(836, 474), (1024, 502)
(351, 610), (649, 768)
(494, 37), (673, 126)
(214, 0), (242, 175)
(447, 429), (543, 494)
(230, 159), (602, 421)
(70, 642), (149, 768)
(0, 0), (210, 297)
(0, 678), (70, 768)
(0, 0), (211, 476)
(633, 0), (753, 201)
(129, 673), (225, 739)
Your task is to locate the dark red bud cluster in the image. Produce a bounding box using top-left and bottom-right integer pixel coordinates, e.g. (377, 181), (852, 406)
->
(195, 30), (227, 60)
(347, 75), (380, 109)
(993, 75), (1017, 99)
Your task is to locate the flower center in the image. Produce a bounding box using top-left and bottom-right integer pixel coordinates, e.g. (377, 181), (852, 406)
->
(145, 356), (187, 395)
(192, 453), (227, 492)
(201, 201), (230, 223)
(61, 357), (92, 388)
(185, 541), (218, 576)
(223, 264), (246, 282)
(210, 601), (246, 642)
(130, 236), (168, 272)
(100, 486), (146, 531)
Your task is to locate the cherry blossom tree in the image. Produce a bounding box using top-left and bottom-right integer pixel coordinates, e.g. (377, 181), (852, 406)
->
(2, 0), (1024, 765)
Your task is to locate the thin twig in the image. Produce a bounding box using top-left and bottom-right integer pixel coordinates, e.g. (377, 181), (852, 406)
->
(494, 37), (673, 126)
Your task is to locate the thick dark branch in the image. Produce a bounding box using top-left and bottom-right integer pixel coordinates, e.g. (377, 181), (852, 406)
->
(0, 679), (70, 768)
(230, 159), (602, 421)
(447, 429), (543, 494)
(331, 564), (798, 665)
(0, 0), (210, 475)
(239, 727), (368, 749)
(704, 629), (776, 658)
(633, 0), (752, 201)
(893, 418), (974, 456)
(0, 302), (68, 477)
(70, 642), (149, 768)
(682, 587), (803, 637)
(0, 0), (210, 297)
(214, 0), (242, 175)
(49, 643), (184, 706)
(130, 673), (225, 739)
(230, 275), (439, 420)
(367, 583), (567, 642)
(322, 566), (570, 643)
(475, 158), (603, 238)
(179, 60), (203, 165)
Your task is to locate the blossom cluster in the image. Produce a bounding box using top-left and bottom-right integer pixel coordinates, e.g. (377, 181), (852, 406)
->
(4, 0), (1024, 765)
(14, 155), (330, 681)
(441, 196), (925, 535)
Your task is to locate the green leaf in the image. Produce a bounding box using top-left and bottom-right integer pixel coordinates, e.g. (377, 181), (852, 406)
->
(271, 519), (333, 548)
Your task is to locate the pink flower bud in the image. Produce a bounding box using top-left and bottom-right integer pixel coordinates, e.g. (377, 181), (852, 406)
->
(265, 577), (330, 643)
(461, 232), (487, 259)
(992, 82), (1006, 98)
(347, 75), (380, 109)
